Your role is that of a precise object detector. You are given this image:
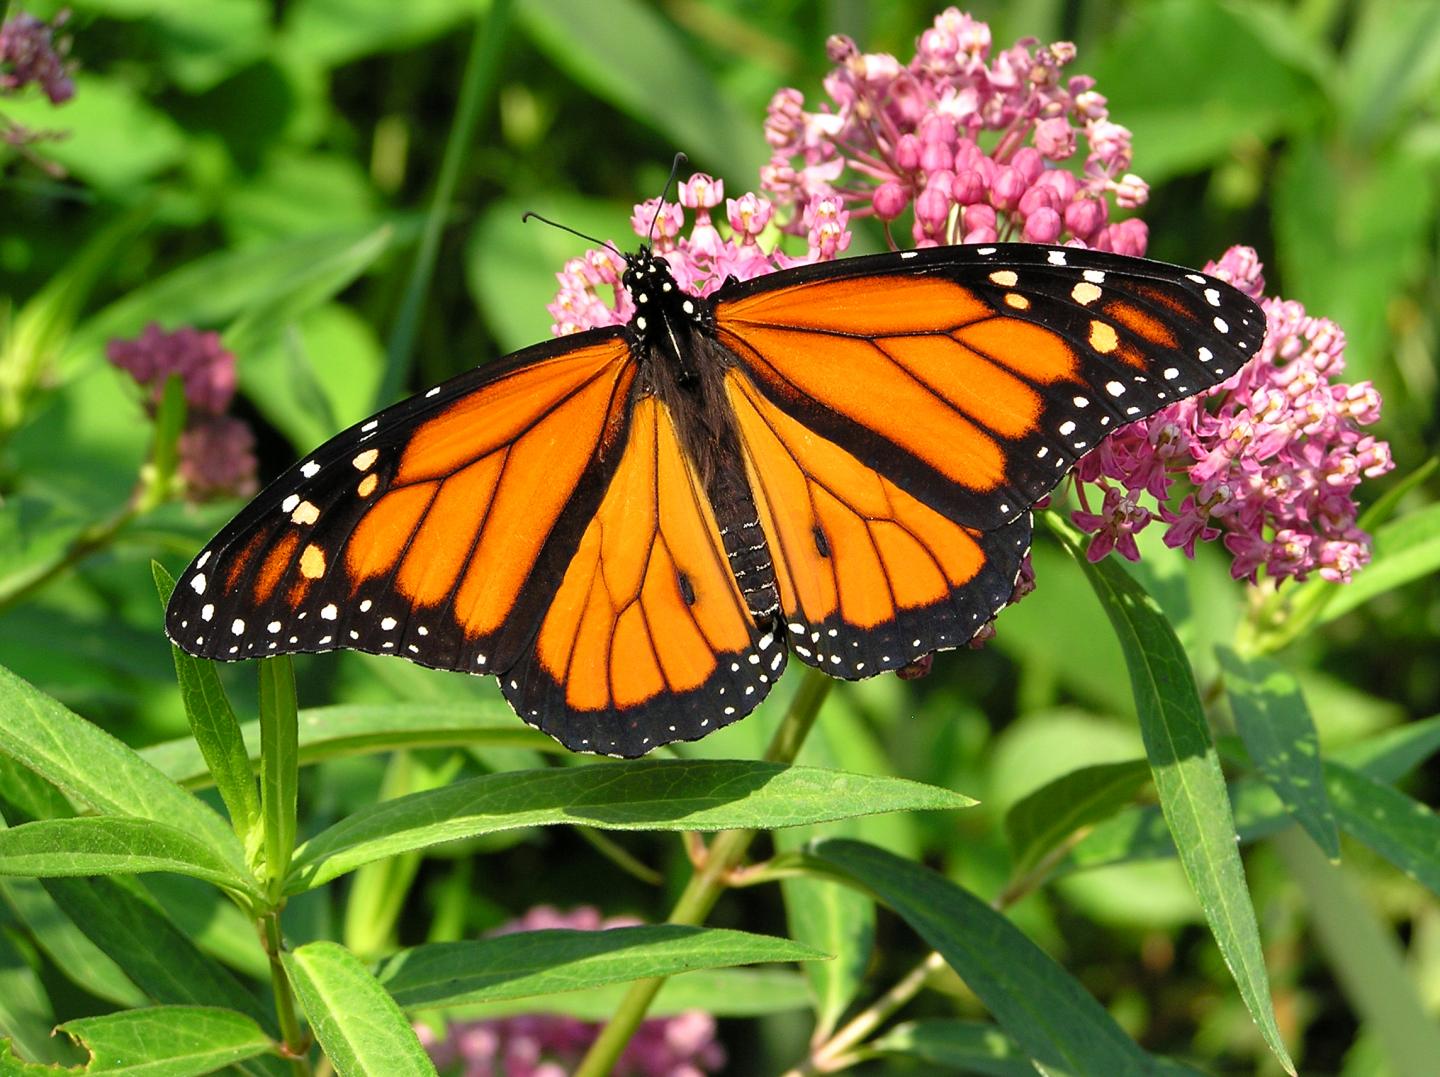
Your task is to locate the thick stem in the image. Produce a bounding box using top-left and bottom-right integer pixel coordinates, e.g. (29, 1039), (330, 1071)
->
(572, 669), (833, 1077)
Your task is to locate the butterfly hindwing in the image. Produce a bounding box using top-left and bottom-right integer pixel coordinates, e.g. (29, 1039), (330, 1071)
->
(725, 367), (1031, 677)
(501, 394), (786, 757)
(714, 243), (1265, 531)
(165, 334), (637, 675)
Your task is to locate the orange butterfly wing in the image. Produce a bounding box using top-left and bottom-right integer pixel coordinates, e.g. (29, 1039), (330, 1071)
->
(501, 395), (785, 756)
(711, 244), (1263, 674)
(166, 334), (637, 677)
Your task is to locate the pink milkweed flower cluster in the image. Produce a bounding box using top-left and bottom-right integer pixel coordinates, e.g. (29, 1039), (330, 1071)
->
(106, 324), (258, 500)
(0, 9), (74, 104)
(416, 906), (725, 1077)
(547, 173), (852, 336)
(761, 7), (1148, 253)
(1072, 246), (1394, 583)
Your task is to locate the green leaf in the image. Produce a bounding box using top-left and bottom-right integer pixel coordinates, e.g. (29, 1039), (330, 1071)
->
(1321, 503), (1440, 622)
(279, 0), (487, 69)
(239, 305), (384, 451)
(0, 663), (242, 866)
(867, 1019), (1040, 1077)
(0, 925), (72, 1066)
(153, 563), (260, 846)
(378, 925), (823, 1009)
(1325, 761), (1440, 895)
(1003, 760), (1152, 875)
(223, 224), (397, 360)
(1331, 715), (1440, 782)
(258, 658), (299, 895)
(57, 1006), (272, 1075)
(139, 701), (543, 789)
(444, 967), (810, 1021)
(778, 863), (873, 1041)
(283, 942), (435, 1077)
(288, 761), (974, 892)
(0, 73), (187, 189)
(0, 817), (261, 897)
(70, 223), (418, 367)
(1053, 520), (1295, 1074)
(1217, 647), (1340, 859)
(40, 875), (278, 1041)
(812, 839), (1155, 1074)
(0, 875), (146, 1007)
(518, 0), (764, 181)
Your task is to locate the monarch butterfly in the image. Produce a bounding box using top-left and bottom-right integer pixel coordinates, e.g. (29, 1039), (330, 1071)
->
(165, 235), (1264, 756)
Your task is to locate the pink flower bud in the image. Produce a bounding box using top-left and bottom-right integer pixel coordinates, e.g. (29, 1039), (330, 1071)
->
(894, 133), (922, 172)
(1011, 147), (1044, 185)
(914, 182), (952, 234)
(990, 165), (1027, 211)
(1064, 196), (1106, 241)
(871, 181), (909, 221)
(1023, 207), (1062, 243)
(951, 169), (987, 206)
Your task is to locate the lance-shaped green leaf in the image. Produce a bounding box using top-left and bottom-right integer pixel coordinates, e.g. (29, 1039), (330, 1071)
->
(377, 925), (825, 1009)
(1053, 519), (1295, 1075)
(41, 875), (277, 1040)
(0, 664), (242, 868)
(0, 817), (260, 897)
(140, 701), (543, 789)
(1331, 715), (1440, 782)
(812, 839), (1154, 1074)
(288, 761), (973, 892)
(444, 968), (811, 1021)
(56, 1006), (272, 1075)
(1325, 761), (1440, 895)
(1004, 760), (1152, 875)
(0, 875), (145, 1007)
(1218, 646), (1339, 859)
(284, 942), (435, 1077)
(154, 563), (261, 843)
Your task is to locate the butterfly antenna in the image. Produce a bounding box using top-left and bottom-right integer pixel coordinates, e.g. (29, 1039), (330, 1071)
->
(520, 212), (623, 258)
(648, 151), (688, 245)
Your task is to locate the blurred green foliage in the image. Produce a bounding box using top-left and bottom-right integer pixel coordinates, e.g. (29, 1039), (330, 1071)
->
(1, 1), (1438, 1075)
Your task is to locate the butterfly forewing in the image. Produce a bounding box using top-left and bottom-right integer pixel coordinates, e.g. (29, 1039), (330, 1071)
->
(165, 334), (637, 674)
(713, 243), (1265, 531)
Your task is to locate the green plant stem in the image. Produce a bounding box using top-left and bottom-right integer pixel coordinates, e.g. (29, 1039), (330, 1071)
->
(261, 909), (311, 1074)
(793, 951), (947, 1075)
(375, 2), (514, 409)
(573, 669), (833, 1077)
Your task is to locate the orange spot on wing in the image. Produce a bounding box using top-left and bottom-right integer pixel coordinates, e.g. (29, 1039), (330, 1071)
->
(225, 531), (266, 590)
(1103, 299), (1178, 366)
(253, 532), (299, 604)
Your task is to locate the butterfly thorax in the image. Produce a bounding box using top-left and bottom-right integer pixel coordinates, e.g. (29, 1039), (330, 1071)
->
(624, 247), (781, 628)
